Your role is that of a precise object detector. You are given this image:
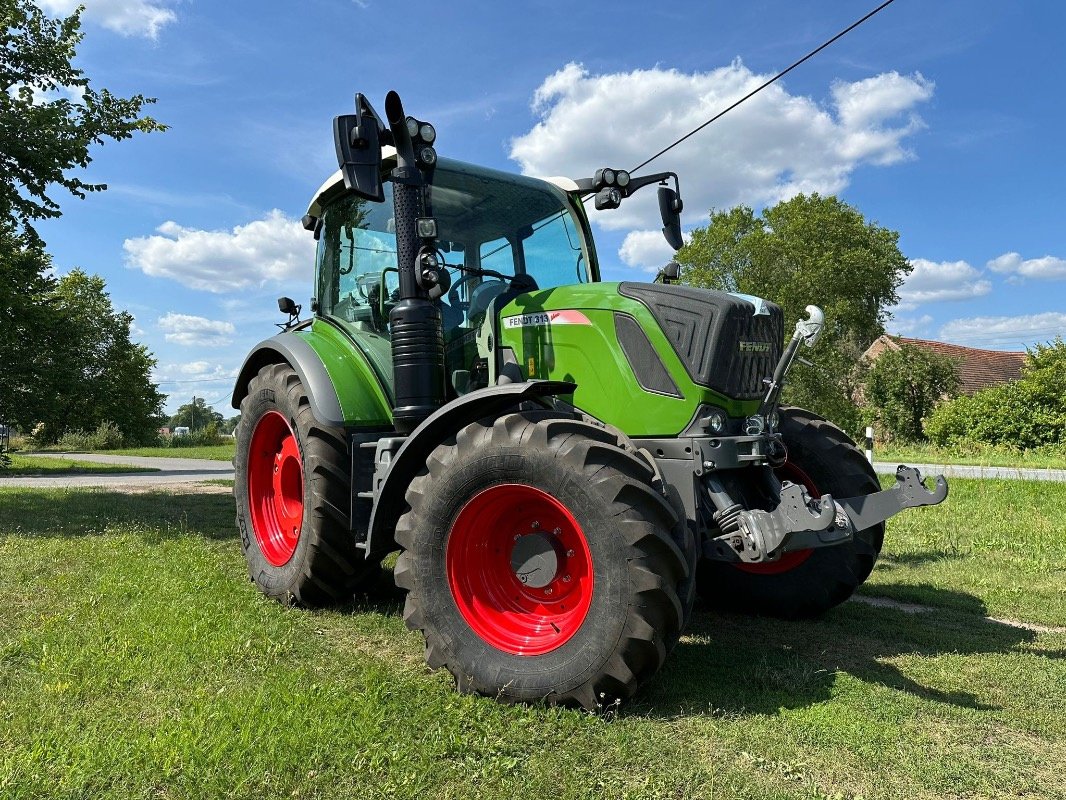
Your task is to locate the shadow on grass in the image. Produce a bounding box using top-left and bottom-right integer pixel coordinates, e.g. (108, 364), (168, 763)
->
(635, 586), (1051, 718)
(0, 488), (236, 541)
(2, 488), (1054, 719)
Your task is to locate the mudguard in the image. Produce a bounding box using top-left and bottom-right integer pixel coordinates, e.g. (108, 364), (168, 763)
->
(365, 379), (577, 558)
(232, 334), (345, 425)
(231, 327), (392, 429)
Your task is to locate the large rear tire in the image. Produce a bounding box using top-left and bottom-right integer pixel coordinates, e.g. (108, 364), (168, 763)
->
(697, 406), (884, 619)
(393, 410), (692, 710)
(234, 363), (380, 607)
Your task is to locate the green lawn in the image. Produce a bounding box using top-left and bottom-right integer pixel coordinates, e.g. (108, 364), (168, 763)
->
(0, 454), (158, 477)
(0, 479), (1063, 799)
(83, 443), (236, 461)
(877, 441), (1066, 470)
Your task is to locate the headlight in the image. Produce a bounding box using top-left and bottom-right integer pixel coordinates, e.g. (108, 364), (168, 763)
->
(419, 122), (436, 143)
(616, 170), (630, 188)
(708, 410), (726, 433)
(406, 117), (419, 138)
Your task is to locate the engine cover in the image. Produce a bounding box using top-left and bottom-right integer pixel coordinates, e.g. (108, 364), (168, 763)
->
(618, 283), (784, 400)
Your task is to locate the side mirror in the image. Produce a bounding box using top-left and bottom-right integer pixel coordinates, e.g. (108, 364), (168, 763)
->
(334, 93), (386, 203)
(658, 186), (684, 251)
(659, 261), (681, 284)
(278, 296), (299, 316)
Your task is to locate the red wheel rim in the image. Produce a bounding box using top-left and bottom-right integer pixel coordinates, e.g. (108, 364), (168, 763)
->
(247, 411), (304, 567)
(446, 484), (594, 656)
(734, 461), (818, 575)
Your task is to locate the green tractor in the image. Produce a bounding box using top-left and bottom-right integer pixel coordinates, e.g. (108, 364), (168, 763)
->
(231, 91), (947, 710)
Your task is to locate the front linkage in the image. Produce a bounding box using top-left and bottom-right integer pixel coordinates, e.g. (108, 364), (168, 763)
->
(647, 305), (950, 567)
(709, 465), (948, 564)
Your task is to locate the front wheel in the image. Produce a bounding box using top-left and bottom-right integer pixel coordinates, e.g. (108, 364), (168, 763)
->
(697, 406), (884, 618)
(393, 411), (692, 711)
(234, 363), (381, 606)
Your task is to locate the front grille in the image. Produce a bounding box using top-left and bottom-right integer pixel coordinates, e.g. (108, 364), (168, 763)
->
(618, 283), (784, 400)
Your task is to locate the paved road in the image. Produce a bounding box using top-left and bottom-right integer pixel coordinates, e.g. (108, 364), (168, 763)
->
(873, 460), (1066, 483)
(0, 452), (234, 489)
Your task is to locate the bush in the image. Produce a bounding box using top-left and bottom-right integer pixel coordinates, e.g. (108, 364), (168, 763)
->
(925, 339), (1066, 449)
(861, 342), (960, 442)
(162, 424), (225, 448)
(57, 421), (126, 451)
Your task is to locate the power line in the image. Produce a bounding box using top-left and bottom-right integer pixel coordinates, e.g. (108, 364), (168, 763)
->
(630, 0), (898, 175)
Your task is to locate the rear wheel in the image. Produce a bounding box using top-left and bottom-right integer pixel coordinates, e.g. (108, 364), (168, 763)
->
(234, 363), (380, 606)
(697, 406), (884, 619)
(393, 411), (691, 710)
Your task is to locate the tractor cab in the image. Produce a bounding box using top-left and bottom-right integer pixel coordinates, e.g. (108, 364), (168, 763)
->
(308, 154), (598, 398)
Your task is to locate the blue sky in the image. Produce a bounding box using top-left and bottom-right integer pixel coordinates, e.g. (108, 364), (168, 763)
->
(30, 0), (1066, 415)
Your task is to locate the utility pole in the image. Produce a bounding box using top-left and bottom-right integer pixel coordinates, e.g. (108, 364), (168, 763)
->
(191, 395), (197, 432)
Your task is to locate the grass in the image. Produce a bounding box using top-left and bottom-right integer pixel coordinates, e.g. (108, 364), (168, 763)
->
(0, 454), (158, 477)
(31, 442), (238, 461)
(0, 479), (1063, 799)
(876, 441), (1066, 470)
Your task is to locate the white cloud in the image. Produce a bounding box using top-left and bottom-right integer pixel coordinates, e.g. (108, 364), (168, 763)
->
(894, 258), (992, 310)
(157, 313), (236, 347)
(35, 0), (177, 38)
(618, 230), (680, 273)
(510, 62), (933, 258)
(939, 312), (1066, 347)
(154, 361), (236, 382)
(886, 314), (934, 338)
(987, 251), (1066, 281)
(124, 210), (314, 293)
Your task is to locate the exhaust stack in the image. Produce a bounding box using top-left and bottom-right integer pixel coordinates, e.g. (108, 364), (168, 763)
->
(383, 91), (446, 435)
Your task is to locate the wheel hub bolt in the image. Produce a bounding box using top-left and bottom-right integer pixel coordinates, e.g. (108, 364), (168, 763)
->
(531, 520), (540, 529)
(552, 527), (561, 535)
(562, 575), (571, 583)
(544, 587), (553, 595)
(566, 549), (575, 557)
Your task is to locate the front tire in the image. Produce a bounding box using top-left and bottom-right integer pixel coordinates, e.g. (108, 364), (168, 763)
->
(697, 406), (884, 619)
(393, 411), (691, 710)
(234, 363), (380, 607)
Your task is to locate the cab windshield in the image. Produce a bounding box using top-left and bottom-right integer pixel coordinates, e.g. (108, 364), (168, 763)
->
(315, 158), (592, 334)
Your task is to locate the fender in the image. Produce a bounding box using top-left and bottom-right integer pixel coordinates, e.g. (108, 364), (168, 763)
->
(232, 328), (392, 428)
(366, 379), (577, 559)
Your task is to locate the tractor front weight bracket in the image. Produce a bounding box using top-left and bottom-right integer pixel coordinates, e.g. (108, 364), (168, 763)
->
(707, 466), (949, 564)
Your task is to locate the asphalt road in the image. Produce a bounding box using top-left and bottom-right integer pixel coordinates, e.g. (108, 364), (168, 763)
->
(0, 452), (234, 489)
(3, 453), (1063, 489)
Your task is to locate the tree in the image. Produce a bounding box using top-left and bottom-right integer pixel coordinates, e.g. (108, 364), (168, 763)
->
(1, 1), (166, 244)
(170, 397), (224, 432)
(23, 269), (165, 443)
(676, 194), (911, 433)
(861, 342), (960, 442)
(0, 229), (56, 431)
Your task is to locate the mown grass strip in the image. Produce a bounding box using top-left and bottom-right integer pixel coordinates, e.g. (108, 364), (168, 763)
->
(0, 454), (159, 477)
(877, 442), (1066, 470)
(0, 480), (1062, 800)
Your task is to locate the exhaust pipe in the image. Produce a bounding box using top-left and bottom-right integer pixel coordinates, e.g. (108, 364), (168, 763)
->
(384, 91), (446, 434)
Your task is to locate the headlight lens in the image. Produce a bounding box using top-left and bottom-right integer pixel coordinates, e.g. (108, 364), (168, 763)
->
(419, 122), (436, 143)
(708, 411), (726, 433)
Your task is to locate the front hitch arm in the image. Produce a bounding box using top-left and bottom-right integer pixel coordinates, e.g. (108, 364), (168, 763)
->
(710, 466), (949, 564)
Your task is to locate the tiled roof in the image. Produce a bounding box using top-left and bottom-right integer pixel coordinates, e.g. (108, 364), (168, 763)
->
(864, 336), (1026, 394)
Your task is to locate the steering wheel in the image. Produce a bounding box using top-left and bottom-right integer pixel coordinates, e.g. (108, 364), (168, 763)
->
(355, 272), (378, 300)
(446, 270), (481, 316)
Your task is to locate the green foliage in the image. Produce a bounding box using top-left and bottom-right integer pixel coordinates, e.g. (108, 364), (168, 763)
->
(926, 338), (1066, 449)
(57, 421), (126, 451)
(31, 270), (166, 444)
(677, 194), (911, 433)
(861, 342), (961, 442)
(169, 397), (225, 432)
(1, 1), (166, 245)
(0, 249), (165, 444)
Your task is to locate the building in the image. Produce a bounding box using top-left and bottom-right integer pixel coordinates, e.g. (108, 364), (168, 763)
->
(862, 336), (1027, 394)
